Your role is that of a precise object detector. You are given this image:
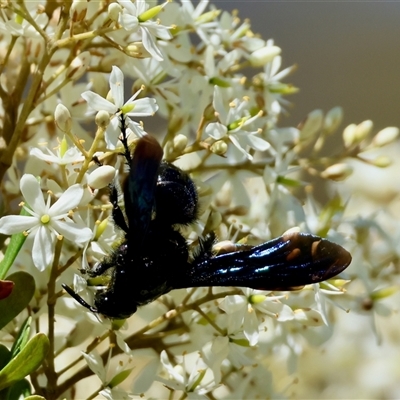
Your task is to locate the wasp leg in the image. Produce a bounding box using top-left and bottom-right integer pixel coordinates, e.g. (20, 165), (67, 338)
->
(119, 114), (133, 166)
(109, 180), (129, 233)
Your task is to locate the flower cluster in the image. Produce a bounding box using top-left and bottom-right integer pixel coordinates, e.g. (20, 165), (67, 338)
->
(0, 1), (398, 399)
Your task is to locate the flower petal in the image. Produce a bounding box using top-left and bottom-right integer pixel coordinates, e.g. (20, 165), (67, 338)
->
(119, 12), (139, 31)
(146, 23), (172, 41)
(241, 134), (271, 151)
(0, 215), (39, 234)
(212, 86), (228, 123)
(32, 226), (55, 271)
(126, 98), (158, 117)
(243, 308), (259, 346)
(51, 219), (92, 243)
(141, 26), (164, 61)
(20, 174), (46, 214)
(205, 122), (227, 140)
(81, 91), (117, 114)
(105, 118), (122, 150)
(229, 135), (252, 160)
(159, 351), (185, 385)
(82, 350), (107, 383)
(109, 66), (125, 108)
(135, 0), (147, 15)
(49, 184), (84, 216)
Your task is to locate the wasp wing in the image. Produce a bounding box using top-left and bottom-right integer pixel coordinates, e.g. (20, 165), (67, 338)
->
(176, 232), (351, 290)
(124, 135), (163, 244)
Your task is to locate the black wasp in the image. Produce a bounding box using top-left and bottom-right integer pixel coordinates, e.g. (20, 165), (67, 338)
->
(63, 125), (352, 319)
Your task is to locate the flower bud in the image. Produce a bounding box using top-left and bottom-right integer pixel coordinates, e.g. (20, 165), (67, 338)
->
(372, 127), (399, 147)
(70, 0), (87, 22)
(210, 140), (228, 156)
(371, 155), (391, 168)
(323, 106), (343, 134)
(55, 104), (72, 132)
(355, 120), (373, 140)
(124, 42), (152, 59)
(95, 110), (110, 129)
(299, 109), (323, 141)
(343, 120), (372, 147)
(164, 135), (188, 161)
(108, 3), (122, 21)
(248, 45), (281, 67)
(88, 165), (116, 189)
(321, 163), (353, 181)
(173, 134), (188, 153)
(342, 124), (356, 147)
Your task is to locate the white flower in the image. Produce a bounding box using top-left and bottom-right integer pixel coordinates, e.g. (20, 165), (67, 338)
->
(219, 289), (295, 347)
(30, 138), (84, 166)
(100, 388), (135, 400)
(82, 350), (107, 383)
(260, 44), (297, 118)
(156, 351), (217, 397)
(117, 0), (172, 61)
(179, 0), (220, 45)
(81, 66), (158, 149)
(206, 86), (270, 160)
(0, 174), (92, 271)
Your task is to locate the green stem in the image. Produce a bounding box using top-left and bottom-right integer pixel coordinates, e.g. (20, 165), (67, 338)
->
(44, 238), (64, 396)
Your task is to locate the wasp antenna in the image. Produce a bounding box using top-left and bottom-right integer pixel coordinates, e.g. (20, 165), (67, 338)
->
(62, 284), (99, 314)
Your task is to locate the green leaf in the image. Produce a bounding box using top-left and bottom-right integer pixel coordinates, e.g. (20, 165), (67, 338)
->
(0, 345), (11, 370)
(276, 175), (305, 188)
(24, 396), (46, 400)
(0, 333), (49, 391)
(108, 368), (133, 388)
(0, 208), (30, 280)
(0, 272), (35, 330)
(10, 317), (32, 359)
(2, 378), (31, 400)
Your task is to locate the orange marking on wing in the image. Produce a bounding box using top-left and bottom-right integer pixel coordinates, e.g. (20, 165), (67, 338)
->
(311, 240), (321, 259)
(286, 247), (301, 262)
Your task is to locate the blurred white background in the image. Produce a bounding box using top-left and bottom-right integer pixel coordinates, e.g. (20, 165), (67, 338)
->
(213, 1), (400, 132)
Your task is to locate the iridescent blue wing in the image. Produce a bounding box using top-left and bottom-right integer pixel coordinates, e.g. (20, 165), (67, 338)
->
(176, 232), (351, 290)
(124, 135), (163, 244)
